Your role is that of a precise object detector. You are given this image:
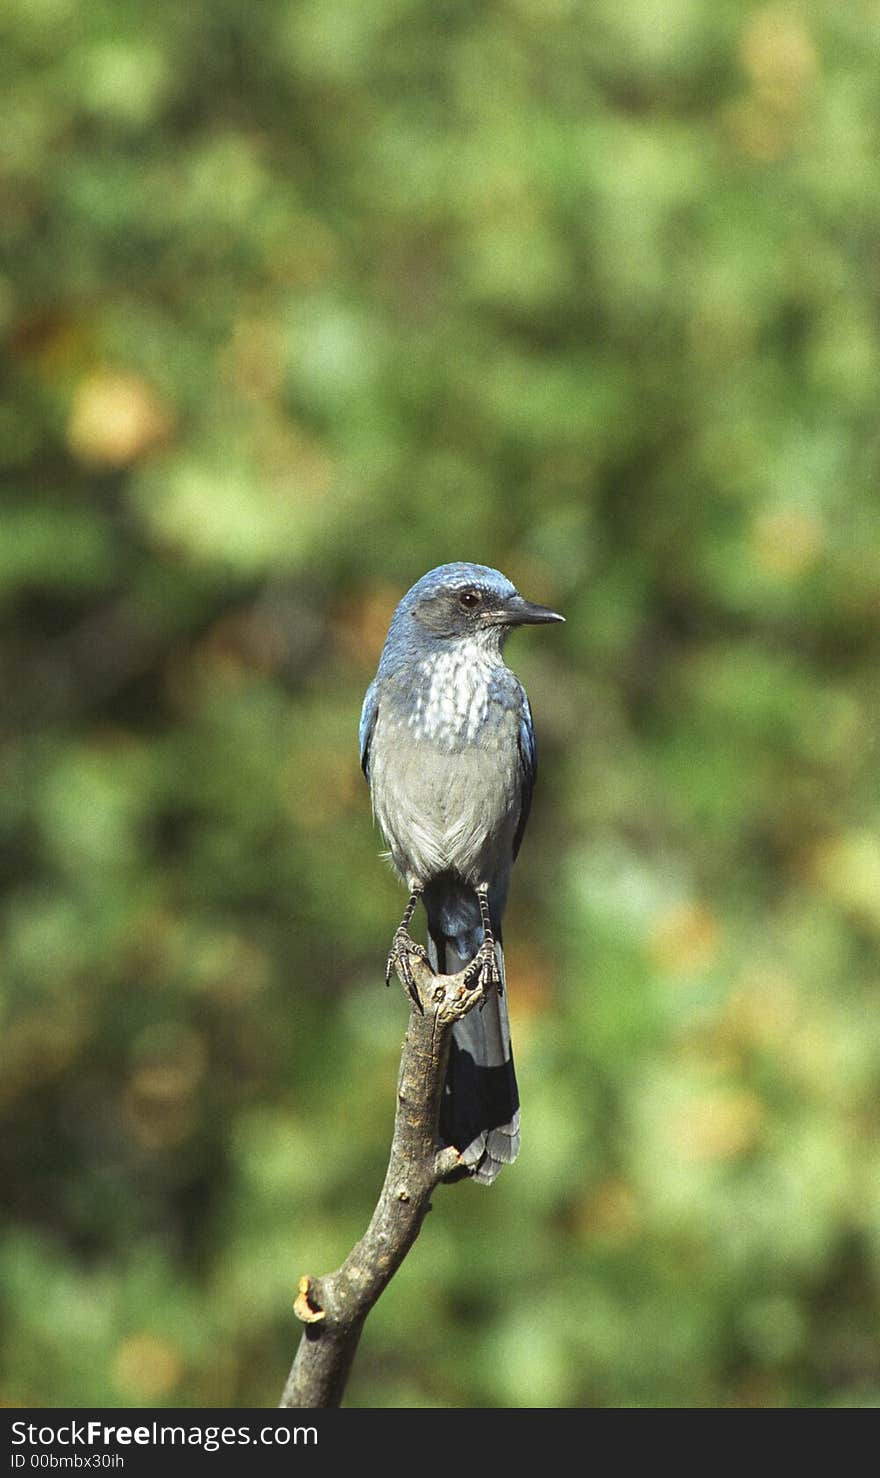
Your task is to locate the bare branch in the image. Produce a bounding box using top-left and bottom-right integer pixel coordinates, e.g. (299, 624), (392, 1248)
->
(279, 957), (485, 1409)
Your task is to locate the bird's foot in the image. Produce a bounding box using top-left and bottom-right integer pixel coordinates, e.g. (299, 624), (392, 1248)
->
(385, 929), (432, 1007)
(463, 941), (503, 997)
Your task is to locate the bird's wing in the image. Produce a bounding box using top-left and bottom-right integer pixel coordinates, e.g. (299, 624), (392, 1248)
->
(358, 679), (379, 779)
(512, 685), (537, 860)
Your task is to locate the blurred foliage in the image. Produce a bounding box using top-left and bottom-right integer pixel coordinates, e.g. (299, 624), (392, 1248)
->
(2, 0), (880, 1410)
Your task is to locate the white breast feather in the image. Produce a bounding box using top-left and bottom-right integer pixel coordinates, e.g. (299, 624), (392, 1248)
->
(409, 643), (497, 745)
(377, 641), (518, 884)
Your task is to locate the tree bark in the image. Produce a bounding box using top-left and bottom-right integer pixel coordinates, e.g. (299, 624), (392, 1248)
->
(279, 956), (484, 1408)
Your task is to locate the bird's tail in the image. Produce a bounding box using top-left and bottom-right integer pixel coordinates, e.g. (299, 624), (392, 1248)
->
(427, 929), (521, 1185)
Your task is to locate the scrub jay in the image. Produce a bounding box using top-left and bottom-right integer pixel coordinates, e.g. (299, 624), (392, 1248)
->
(359, 563), (563, 1183)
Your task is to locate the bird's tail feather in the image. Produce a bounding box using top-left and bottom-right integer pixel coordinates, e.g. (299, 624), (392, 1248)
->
(428, 930), (520, 1185)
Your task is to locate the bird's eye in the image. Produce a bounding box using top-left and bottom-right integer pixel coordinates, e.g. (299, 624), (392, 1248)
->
(458, 589), (482, 609)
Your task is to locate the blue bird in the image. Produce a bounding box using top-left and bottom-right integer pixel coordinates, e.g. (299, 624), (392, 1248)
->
(359, 563), (563, 1183)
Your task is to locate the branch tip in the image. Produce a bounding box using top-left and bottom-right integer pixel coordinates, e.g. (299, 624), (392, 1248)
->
(293, 1275), (326, 1325)
(433, 1146), (463, 1179)
(393, 954), (487, 1024)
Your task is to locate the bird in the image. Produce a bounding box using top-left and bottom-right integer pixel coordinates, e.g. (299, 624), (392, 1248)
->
(359, 562), (563, 1184)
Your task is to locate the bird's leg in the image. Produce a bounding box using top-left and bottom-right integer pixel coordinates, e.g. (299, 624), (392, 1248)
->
(385, 887), (432, 1004)
(464, 886), (503, 995)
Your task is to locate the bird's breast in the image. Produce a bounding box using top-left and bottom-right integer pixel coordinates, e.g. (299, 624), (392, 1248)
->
(406, 644), (504, 747)
(368, 657), (522, 887)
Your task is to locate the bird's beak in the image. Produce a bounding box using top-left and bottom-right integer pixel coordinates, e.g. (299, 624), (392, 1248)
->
(503, 593), (565, 626)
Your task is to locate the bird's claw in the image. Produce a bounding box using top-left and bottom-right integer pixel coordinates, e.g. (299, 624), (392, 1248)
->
(385, 929), (432, 1008)
(463, 941), (503, 998)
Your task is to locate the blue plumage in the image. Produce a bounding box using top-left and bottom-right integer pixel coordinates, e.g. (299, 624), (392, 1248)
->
(360, 562), (563, 1183)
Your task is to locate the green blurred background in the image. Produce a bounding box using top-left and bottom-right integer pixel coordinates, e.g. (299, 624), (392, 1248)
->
(2, 0), (879, 1409)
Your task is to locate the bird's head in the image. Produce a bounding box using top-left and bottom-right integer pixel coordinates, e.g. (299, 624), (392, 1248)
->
(385, 562), (564, 660)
